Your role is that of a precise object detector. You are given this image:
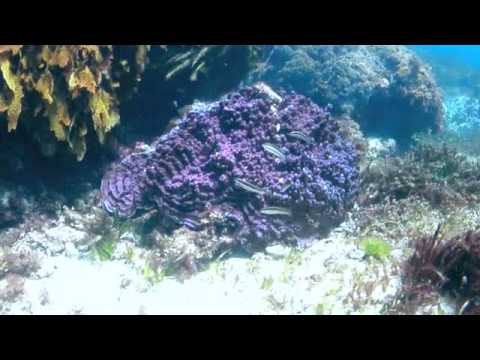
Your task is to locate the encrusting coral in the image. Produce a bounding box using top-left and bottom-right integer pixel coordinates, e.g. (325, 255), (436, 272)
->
(100, 84), (360, 250)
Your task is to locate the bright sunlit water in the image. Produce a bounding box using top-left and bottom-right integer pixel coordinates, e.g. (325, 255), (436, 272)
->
(410, 45), (480, 69)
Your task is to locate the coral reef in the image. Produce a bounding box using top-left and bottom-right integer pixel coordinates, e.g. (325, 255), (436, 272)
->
(251, 45), (444, 144)
(5, 127), (480, 314)
(100, 84), (360, 250)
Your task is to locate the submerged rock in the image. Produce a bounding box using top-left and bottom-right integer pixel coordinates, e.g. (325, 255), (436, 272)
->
(251, 45), (444, 145)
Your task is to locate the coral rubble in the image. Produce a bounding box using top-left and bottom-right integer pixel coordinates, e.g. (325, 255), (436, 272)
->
(100, 84), (360, 249)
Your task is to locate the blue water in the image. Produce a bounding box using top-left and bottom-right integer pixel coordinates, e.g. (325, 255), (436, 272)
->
(409, 45), (480, 69)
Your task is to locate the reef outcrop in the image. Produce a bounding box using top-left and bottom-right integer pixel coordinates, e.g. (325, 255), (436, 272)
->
(251, 45), (444, 145)
(100, 84), (360, 249)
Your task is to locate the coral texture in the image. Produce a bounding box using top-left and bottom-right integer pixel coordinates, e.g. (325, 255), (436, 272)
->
(100, 84), (359, 247)
(251, 45), (444, 144)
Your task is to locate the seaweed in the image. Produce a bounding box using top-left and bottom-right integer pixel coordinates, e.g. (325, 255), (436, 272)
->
(394, 226), (480, 314)
(0, 45), (262, 163)
(360, 138), (480, 208)
(359, 237), (392, 261)
(0, 45), (148, 161)
(0, 55), (24, 131)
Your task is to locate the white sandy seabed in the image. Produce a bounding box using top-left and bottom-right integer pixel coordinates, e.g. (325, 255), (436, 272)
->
(3, 217), (457, 316)
(0, 219), (403, 315)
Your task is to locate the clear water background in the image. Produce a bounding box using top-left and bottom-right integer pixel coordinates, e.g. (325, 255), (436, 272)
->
(409, 45), (480, 69)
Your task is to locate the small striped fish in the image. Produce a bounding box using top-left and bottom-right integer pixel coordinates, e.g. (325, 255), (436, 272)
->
(262, 143), (286, 161)
(280, 183), (292, 193)
(288, 131), (314, 144)
(183, 218), (203, 231)
(260, 206), (292, 216)
(234, 178), (266, 195)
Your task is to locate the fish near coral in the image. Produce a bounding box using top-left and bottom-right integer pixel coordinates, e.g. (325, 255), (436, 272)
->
(100, 84), (360, 248)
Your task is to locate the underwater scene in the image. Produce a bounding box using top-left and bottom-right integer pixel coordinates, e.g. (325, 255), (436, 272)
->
(2, 45), (480, 315)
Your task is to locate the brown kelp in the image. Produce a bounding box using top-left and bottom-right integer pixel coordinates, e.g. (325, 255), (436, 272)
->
(0, 45), (262, 162)
(0, 45), (147, 160)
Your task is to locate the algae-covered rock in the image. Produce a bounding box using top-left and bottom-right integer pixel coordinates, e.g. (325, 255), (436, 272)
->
(251, 45), (444, 145)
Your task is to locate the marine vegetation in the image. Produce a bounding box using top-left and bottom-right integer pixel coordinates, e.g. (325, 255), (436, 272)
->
(100, 84), (360, 250)
(359, 138), (480, 208)
(0, 45), (147, 161)
(251, 45), (444, 144)
(393, 226), (480, 315)
(359, 237), (392, 261)
(0, 45), (261, 162)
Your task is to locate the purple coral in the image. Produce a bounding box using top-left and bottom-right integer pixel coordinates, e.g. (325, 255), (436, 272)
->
(100, 84), (359, 247)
